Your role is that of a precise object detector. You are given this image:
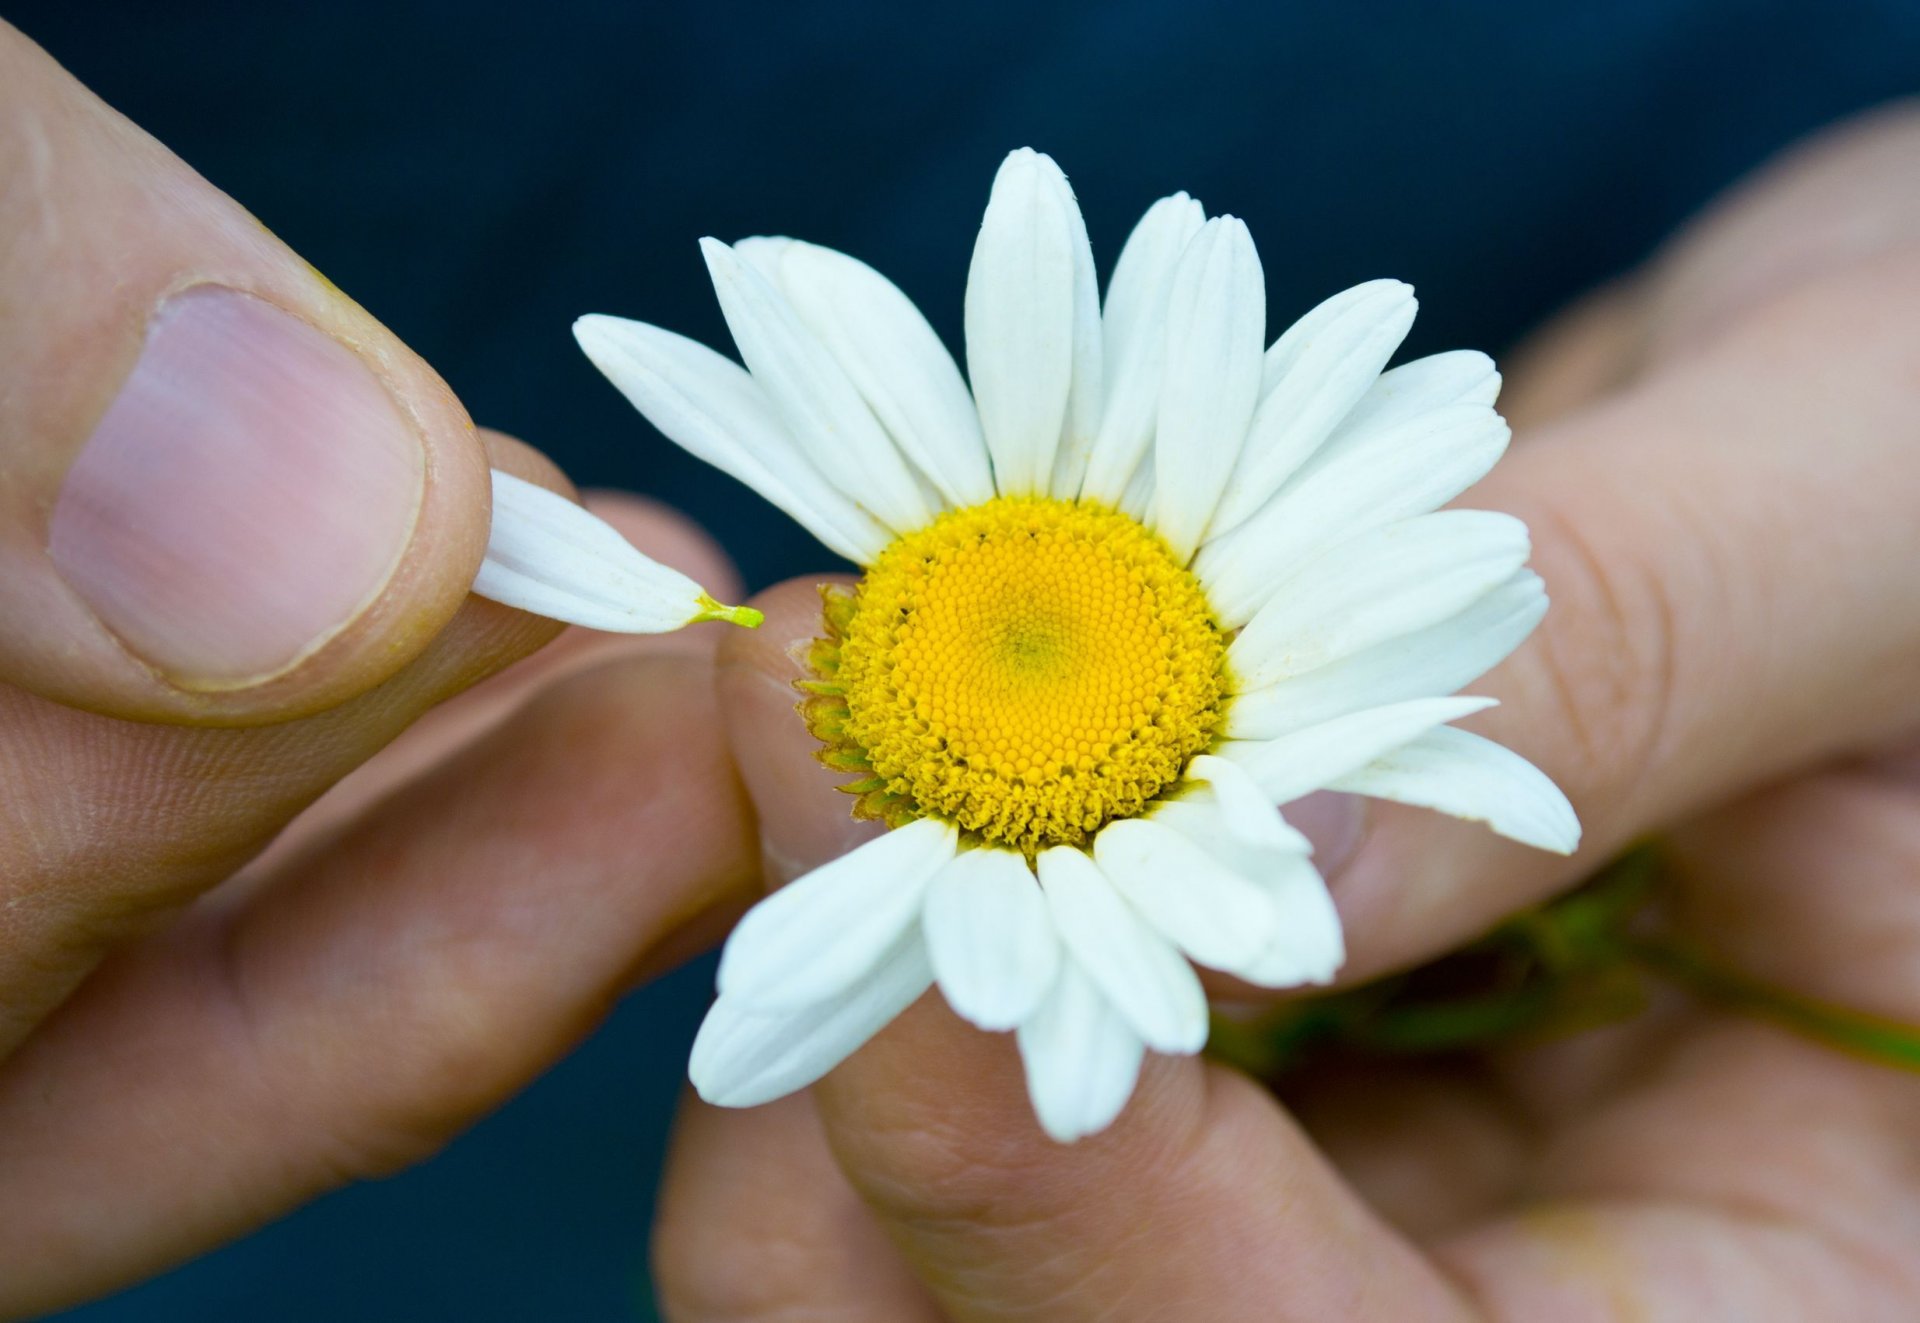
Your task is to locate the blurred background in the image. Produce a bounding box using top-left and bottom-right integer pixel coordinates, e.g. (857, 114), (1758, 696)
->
(11, 1), (1917, 1317)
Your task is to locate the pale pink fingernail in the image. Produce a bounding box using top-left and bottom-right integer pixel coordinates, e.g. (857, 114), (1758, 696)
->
(49, 287), (424, 687)
(1286, 790), (1366, 878)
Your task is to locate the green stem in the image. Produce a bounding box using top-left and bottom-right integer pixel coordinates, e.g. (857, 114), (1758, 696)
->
(1625, 937), (1920, 1072)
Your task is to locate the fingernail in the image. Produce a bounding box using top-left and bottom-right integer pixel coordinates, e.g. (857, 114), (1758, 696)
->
(1286, 790), (1366, 878)
(50, 287), (424, 687)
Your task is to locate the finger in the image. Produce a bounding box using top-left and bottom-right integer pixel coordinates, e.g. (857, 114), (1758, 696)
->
(715, 582), (1478, 1322)
(0, 24), (491, 723)
(1440, 773), (1920, 1320)
(1330, 234), (1920, 985)
(654, 1093), (943, 1323)
(0, 428), (564, 1054)
(0, 649), (757, 1314)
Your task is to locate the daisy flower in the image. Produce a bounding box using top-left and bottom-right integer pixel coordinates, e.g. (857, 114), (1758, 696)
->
(494, 148), (1580, 1142)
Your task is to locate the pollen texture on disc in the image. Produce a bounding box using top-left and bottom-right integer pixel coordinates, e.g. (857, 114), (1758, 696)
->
(816, 497), (1227, 854)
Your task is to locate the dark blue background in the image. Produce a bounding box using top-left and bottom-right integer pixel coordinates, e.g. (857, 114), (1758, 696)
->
(12, 1), (1917, 1318)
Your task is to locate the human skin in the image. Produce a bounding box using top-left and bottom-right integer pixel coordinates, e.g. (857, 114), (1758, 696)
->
(648, 106), (1920, 1320)
(3, 14), (1920, 1321)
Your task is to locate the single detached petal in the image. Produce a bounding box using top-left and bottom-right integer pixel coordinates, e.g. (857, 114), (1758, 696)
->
(1047, 176), (1105, 499)
(1092, 817), (1279, 972)
(1331, 725), (1581, 853)
(701, 238), (934, 532)
(1228, 510), (1532, 690)
(717, 818), (957, 1012)
(474, 470), (755, 631)
(1082, 193), (1206, 504)
(573, 315), (891, 564)
(1197, 402), (1511, 625)
(1208, 280), (1418, 538)
(1016, 957), (1147, 1143)
(922, 848), (1061, 1032)
(1036, 847), (1208, 1054)
(1151, 216), (1265, 561)
(747, 237), (994, 509)
(965, 149), (1080, 496)
(1219, 695), (1498, 806)
(691, 928), (935, 1109)
(1227, 570), (1547, 740)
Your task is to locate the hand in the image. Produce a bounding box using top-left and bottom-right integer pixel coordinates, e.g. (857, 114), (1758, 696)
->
(0, 26), (758, 1315)
(648, 105), (1920, 1319)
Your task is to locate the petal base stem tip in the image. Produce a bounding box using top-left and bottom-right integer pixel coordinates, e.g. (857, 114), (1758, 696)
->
(696, 594), (764, 628)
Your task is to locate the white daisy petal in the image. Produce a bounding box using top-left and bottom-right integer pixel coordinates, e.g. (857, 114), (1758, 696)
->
(1151, 216), (1265, 561)
(474, 470), (742, 631)
(1092, 817), (1279, 971)
(1208, 279), (1418, 537)
(1081, 193), (1206, 505)
(1036, 847), (1208, 1054)
(1180, 754), (1309, 851)
(1228, 510), (1532, 690)
(1331, 725), (1581, 854)
(1016, 957), (1146, 1143)
(1235, 852), (1346, 987)
(1119, 452), (1155, 521)
(1227, 570), (1547, 740)
(1334, 349), (1500, 437)
(1145, 803), (1343, 986)
(573, 315), (890, 564)
(691, 928), (934, 1109)
(717, 818), (957, 1012)
(744, 237), (994, 509)
(700, 238), (934, 532)
(1047, 175), (1105, 500)
(965, 149), (1080, 497)
(1218, 695), (1498, 806)
(923, 849), (1061, 1031)
(1197, 402), (1511, 625)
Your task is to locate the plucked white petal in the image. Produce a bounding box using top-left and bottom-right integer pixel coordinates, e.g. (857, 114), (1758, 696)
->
(1228, 510), (1532, 690)
(474, 470), (733, 632)
(1150, 217), (1266, 561)
(1016, 957), (1146, 1143)
(744, 237), (994, 509)
(1334, 349), (1500, 437)
(1036, 848), (1208, 1054)
(1196, 403), (1511, 625)
(717, 818), (957, 1012)
(700, 238), (934, 531)
(573, 315), (890, 564)
(1082, 193), (1206, 504)
(1180, 754), (1310, 851)
(690, 929), (934, 1108)
(1047, 176), (1104, 499)
(1208, 280), (1418, 537)
(1218, 695), (1498, 806)
(1331, 726), (1581, 853)
(1091, 817), (1280, 971)
(1145, 803), (1344, 986)
(1227, 570), (1547, 740)
(965, 149), (1080, 496)
(923, 849), (1061, 1031)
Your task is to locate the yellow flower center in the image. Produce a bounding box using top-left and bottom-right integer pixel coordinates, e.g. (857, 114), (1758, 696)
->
(807, 497), (1226, 854)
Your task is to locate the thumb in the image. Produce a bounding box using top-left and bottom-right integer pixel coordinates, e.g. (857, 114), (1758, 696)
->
(1, 22), (485, 724)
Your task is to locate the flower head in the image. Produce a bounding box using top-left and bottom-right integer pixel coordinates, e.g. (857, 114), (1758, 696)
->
(577, 149), (1580, 1141)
